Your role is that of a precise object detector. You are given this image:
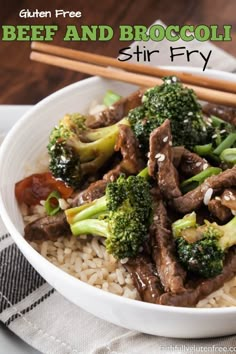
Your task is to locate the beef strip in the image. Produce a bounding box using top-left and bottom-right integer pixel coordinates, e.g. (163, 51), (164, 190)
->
(179, 149), (210, 177)
(208, 188), (236, 222)
(150, 193), (186, 293)
(148, 119), (182, 200)
(158, 247), (236, 307)
(86, 89), (145, 128)
(221, 188), (236, 211)
(171, 166), (236, 214)
(203, 104), (236, 127)
(103, 165), (122, 182)
(114, 124), (145, 174)
(172, 146), (185, 168)
(24, 213), (71, 241)
(208, 198), (232, 222)
(72, 179), (107, 207)
(125, 255), (164, 303)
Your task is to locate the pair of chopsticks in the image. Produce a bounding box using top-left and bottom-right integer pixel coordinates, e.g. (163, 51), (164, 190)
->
(30, 42), (236, 107)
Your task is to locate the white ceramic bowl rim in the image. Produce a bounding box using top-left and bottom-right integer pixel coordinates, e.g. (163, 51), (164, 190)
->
(1, 67), (236, 317)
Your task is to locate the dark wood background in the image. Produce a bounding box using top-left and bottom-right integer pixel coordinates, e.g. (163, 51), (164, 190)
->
(0, 0), (236, 104)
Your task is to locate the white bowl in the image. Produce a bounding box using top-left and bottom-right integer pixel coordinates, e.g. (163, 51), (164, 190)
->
(1, 69), (236, 339)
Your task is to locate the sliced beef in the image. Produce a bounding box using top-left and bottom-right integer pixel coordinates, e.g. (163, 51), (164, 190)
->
(114, 124), (145, 174)
(72, 165), (122, 207)
(125, 255), (163, 303)
(171, 166), (236, 214)
(148, 119), (182, 200)
(170, 146), (209, 177)
(203, 104), (236, 127)
(72, 179), (107, 206)
(86, 89), (145, 128)
(159, 248), (236, 307)
(221, 188), (236, 211)
(208, 188), (236, 222)
(208, 198), (232, 222)
(150, 195), (186, 293)
(103, 165), (123, 183)
(172, 146), (185, 168)
(24, 213), (71, 241)
(179, 149), (210, 177)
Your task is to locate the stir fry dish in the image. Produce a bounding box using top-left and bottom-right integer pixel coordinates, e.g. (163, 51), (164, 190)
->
(15, 76), (236, 307)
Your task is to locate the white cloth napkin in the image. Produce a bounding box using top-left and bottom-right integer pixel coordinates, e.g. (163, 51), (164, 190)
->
(1, 20), (236, 354)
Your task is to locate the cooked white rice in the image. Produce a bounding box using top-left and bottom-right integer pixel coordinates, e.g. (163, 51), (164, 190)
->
(24, 199), (139, 299)
(30, 234), (139, 300)
(23, 201), (236, 307)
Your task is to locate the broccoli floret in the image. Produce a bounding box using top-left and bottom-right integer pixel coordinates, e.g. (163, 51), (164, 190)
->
(65, 174), (152, 259)
(172, 212), (236, 278)
(48, 113), (129, 188)
(128, 76), (208, 151)
(128, 105), (155, 152)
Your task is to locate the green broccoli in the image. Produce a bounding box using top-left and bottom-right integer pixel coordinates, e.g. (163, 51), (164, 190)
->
(65, 174), (152, 259)
(48, 113), (129, 188)
(194, 115), (236, 160)
(128, 76), (209, 152)
(172, 212), (236, 278)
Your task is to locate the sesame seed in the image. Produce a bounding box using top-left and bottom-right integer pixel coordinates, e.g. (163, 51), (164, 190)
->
(202, 126), (206, 132)
(147, 152), (150, 158)
(207, 117), (213, 123)
(203, 163), (209, 170)
(188, 112), (193, 116)
(169, 141), (173, 146)
(158, 155), (165, 162)
(203, 188), (213, 205)
(163, 136), (168, 143)
(212, 134), (218, 139)
(120, 257), (129, 264)
(196, 162), (202, 167)
(215, 196), (221, 201)
(220, 129), (226, 134)
(172, 76), (177, 82)
(224, 195), (231, 201)
(155, 153), (165, 162)
(166, 79), (171, 84)
(183, 119), (189, 123)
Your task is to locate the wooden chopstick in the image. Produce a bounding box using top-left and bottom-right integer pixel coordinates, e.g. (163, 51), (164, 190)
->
(31, 42), (236, 94)
(30, 50), (236, 107)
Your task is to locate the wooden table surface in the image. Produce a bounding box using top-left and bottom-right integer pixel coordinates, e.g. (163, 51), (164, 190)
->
(0, 0), (236, 104)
